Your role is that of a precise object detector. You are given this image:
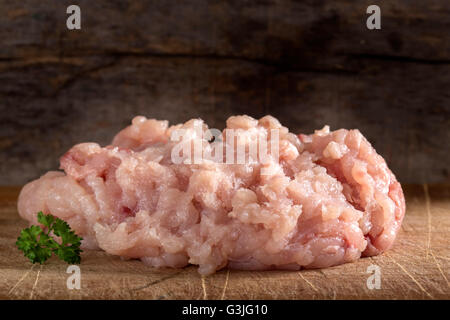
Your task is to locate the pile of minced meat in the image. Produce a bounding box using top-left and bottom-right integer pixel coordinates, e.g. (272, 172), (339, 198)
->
(18, 115), (405, 275)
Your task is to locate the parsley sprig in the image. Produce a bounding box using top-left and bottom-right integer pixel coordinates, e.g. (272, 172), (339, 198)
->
(16, 212), (83, 264)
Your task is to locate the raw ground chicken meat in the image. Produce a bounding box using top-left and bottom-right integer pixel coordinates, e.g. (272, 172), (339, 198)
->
(17, 115), (405, 275)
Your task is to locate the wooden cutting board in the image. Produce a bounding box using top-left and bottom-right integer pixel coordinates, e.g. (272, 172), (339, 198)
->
(0, 184), (448, 300)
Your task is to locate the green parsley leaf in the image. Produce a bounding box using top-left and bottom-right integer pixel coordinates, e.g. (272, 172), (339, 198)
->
(37, 211), (55, 229)
(16, 212), (83, 264)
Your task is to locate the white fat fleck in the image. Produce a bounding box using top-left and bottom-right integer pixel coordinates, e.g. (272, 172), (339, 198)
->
(323, 141), (349, 159)
(314, 125), (330, 136)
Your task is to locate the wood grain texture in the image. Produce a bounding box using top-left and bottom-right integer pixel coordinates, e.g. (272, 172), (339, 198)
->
(0, 184), (448, 300)
(0, 0), (449, 185)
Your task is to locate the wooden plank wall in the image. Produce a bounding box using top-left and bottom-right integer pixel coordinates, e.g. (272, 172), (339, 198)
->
(0, 0), (449, 185)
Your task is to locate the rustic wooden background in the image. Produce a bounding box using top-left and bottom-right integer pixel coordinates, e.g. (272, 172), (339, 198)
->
(1, 184), (449, 299)
(0, 0), (449, 185)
